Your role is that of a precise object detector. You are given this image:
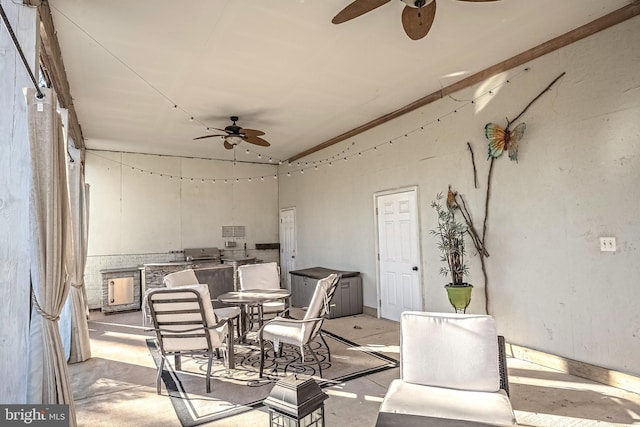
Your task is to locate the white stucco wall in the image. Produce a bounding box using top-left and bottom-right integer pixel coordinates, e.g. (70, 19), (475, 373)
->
(277, 17), (640, 375)
(86, 152), (279, 253)
(84, 152), (279, 306)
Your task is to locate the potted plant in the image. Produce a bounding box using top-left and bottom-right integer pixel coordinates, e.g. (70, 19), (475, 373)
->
(430, 191), (473, 312)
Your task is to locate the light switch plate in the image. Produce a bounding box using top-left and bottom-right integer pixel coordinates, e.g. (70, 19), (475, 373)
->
(599, 237), (616, 252)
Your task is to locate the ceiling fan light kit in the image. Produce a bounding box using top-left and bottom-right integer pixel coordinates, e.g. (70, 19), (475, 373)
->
(333, 0), (499, 40)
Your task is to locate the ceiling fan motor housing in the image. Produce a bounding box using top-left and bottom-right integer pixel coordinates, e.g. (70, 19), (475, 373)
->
(225, 124), (243, 134)
(225, 115), (243, 135)
(402, 0), (429, 7)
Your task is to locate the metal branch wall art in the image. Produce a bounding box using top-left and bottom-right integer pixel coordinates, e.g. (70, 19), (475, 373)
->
(462, 72), (566, 314)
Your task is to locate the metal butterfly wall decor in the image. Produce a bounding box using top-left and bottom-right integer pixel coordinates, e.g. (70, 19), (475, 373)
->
(485, 122), (526, 162)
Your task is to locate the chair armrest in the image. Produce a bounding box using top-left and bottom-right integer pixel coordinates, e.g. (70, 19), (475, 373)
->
(257, 316), (323, 339)
(498, 335), (510, 397)
(145, 318), (228, 334)
(279, 307), (293, 318)
(262, 316), (322, 325)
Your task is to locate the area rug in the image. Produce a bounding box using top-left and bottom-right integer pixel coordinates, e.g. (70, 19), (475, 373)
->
(146, 330), (398, 426)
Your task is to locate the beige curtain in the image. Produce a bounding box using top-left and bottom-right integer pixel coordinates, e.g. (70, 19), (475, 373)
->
(67, 141), (91, 363)
(26, 87), (77, 426)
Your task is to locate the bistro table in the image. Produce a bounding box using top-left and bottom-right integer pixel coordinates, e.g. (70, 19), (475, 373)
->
(217, 289), (291, 342)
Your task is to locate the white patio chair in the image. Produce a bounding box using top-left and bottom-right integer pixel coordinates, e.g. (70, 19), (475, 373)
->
(257, 273), (340, 378)
(146, 286), (228, 393)
(237, 262), (287, 327)
(376, 311), (517, 426)
(163, 268), (241, 337)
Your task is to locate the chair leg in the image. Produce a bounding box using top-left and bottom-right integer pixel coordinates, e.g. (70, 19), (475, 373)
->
(319, 332), (332, 362)
(259, 336), (266, 378)
(174, 354), (181, 371)
(157, 357), (165, 394)
(206, 352), (213, 393)
(305, 343), (323, 378)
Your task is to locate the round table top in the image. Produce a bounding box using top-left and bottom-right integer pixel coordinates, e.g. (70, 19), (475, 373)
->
(217, 289), (290, 304)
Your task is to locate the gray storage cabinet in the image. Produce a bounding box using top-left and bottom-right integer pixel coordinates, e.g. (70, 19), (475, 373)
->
(289, 267), (362, 319)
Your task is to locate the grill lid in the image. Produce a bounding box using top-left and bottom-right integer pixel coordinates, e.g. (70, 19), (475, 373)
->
(183, 247), (221, 261)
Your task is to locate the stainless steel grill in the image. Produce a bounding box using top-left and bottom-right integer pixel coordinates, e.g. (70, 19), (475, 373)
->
(183, 247), (221, 262)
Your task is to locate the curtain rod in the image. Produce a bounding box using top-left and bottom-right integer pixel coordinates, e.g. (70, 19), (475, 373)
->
(0, 3), (44, 99)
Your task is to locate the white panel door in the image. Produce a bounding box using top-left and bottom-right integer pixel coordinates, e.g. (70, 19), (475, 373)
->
(377, 189), (422, 321)
(279, 208), (296, 291)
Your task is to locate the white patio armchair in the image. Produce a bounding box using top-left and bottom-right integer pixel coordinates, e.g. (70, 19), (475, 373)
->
(163, 268), (241, 337)
(146, 286), (228, 393)
(376, 311), (517, 426)
(237, 262), (287, 327)
(257, 273), (341, 378)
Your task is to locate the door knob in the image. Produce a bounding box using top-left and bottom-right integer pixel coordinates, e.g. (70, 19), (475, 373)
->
(412, 266), (419, 271)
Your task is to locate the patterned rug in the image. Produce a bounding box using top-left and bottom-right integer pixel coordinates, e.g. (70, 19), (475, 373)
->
(146, 330), (398, 426)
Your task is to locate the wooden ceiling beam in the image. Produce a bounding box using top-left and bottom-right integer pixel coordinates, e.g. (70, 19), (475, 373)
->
(32, 0), (84, 149)
(288, 1), (640, 162)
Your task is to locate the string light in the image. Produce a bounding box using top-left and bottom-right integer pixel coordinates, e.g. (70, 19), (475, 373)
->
(54, 3), (526, 172)
(293, 66), (528, 167)
(85, 66), (528, 184)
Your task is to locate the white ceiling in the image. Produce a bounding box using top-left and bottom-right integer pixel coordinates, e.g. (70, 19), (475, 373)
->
(49, 0), (630, 164)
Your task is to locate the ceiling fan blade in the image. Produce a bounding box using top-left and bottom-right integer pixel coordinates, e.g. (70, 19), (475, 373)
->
(242, 128), (266, 137)
(245, 135), (271, 147)
(223, 140), (234, 150)
(401, 1), (436, 40)
(332, 0), (392, 24)
(193, 134), (226, 140)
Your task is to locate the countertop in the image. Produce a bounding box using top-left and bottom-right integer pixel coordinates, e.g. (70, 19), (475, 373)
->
(100, 266), (142, 274)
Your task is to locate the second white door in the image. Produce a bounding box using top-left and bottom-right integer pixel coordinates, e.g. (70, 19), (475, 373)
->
(279, 208), (296, 291)
(376, 189), (422, 321)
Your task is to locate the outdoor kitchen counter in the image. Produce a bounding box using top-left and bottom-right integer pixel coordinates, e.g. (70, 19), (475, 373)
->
(142, 262), (231, 293)
(143, 261), (191, 266)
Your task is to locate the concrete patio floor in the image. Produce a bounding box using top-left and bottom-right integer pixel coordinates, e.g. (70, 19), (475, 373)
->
(69, 310), (640, 426)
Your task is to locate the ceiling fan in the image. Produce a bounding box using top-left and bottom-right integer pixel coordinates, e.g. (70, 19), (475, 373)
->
(193, 116), (271, 150)
(332, 0), (500, 41)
